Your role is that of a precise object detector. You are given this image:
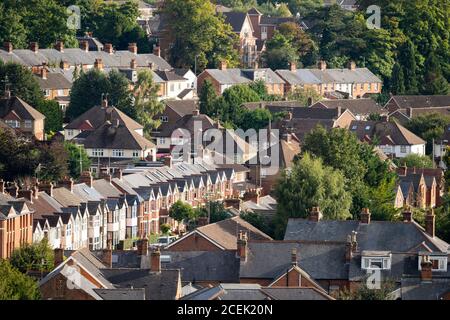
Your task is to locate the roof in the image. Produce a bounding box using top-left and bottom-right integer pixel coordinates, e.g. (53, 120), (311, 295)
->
(154, 70), (187, 81)
(284, 219), (449, 253)
(92, 179), (123, 198)
(273, 118), (335, 141)
(34, 73), (72, 90)
(93, 288), (145, 300)
(242, 100), (304, 111)
(222, 12), (250, 33)
(261, 287), (333, 300)
(65, 105), (143, 130)
(52, 187), (84, 207)
(204, 68), (284, 85)
(76, 121), (155, 150)
(401, 277), (450, 300)
(389, 95), (450, 109)
(164, 100), (198, 117)
(311, 99), (383, 116)
(269, 105), (347, 120)
(349, 120), (426, 145)
(0, 95), (45, 120)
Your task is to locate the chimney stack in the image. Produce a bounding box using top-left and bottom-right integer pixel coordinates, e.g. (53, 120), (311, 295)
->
(94, 58), (104, 71)
(291, 248), (298, 266)
(6, 183), (19, 198)
(420, 256), (433, 282)
(114, 169), (123, 180)
(104, 43), (113, 54)
(4, 42), (13, 53)
(150, 248), (161, 273)
(55, 40), (64, 52)
(54, 248), (64, 267)
(80, 171), (94, 188)
(192, 109), (200, 116)
(128, 43), (138, 54)
(99, 169), (112, 183)
(153, 45), (161, 57)
(290, 61), (296, 72)
(79, 40), (89, 52)
(236, 231), (248, 262)
(348, 61), (356, 71)
(318, 60), (327, 71)
(101, 240), (113, 268)
(219, 61), (227, 71)
(138, 238), (149, 256)
(30, 42), (39, 53)
(130, 58), (137, 69)
(18, 189), (34, 203)
(40, 67), (47, 80)
(345, 231), (358, 262)
(425, 209), (435, 238)
(59, 177), (74, 192)
(309, 207), (323, 222)
(360, 208), (371, 224)
(337, 106), (342, 117)
(0, 180), (5, 194)
(39, 182), (54, 197)
(60, 60), (70, 70)
(402, 207), (413, 222)
(163, 156), (173, 168)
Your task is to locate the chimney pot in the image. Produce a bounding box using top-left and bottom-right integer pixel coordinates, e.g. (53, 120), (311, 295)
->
(30, 42), (39, 53)
(150, 248), (161, 272)
(425, 209), (435, 237)
(153, 45), (161, 57)
(219, 61), (227, 71)
(104, 43), (113, 54)
(360, 208), (371, 224)
(54, 248), (64, 267)
(236, 231), (248, 262)
(79, 40), (89, 52)
(4, 42), (13, 53)
(128, 43), (138, 54)
(309, 206), (322, 222)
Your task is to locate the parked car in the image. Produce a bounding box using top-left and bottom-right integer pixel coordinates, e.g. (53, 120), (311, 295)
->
(152, 235), (178, 248)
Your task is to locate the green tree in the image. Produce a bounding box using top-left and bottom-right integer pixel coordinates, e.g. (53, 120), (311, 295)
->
(287, 87), (322, 106)
(36, 141), (69, 182)
(132, 69), (165, 136)
(0, 4), (27, 48)
(240, 108), (273, 131)
(219, 84), (261, 125)
(422, 51), (449, 95)
(277, 22), (316, 65)
(10, 239), (54, 273)
(169, 200), (195, 223)
(36, 100), (63, 134)
(240, 210), (274, 237)
(0, 259), (40, 300)
(64, 142), (91, 179)
(398, 40), (419, 94)
(199, 80), (218, 116)
(208, 201), (233, 223)
(396, 154), (434, 169)
(163, 0), (239, 71)
(338, 277), (396, 300)
(406, 113), (450, 154)
(274, 153), (352, 238)
(368, 177), (399, 221)
(262, 32), (298, 70)
(160, 223), (171, 235)
(390, 62), (405, 95)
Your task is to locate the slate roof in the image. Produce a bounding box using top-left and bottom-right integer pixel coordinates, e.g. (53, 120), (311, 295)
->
(261, 287), (333, 300)
(92, 179), (123, 198)
(101, 269), (180, 300)
(204, 68), (284, 85)
(222, 12), (250, 33)
(154, 70), (187, 81)
(76, 121), (155, 150)
(164, 100), (198, 117)
(93, 288), (146, 300)
(349, 120), (426, 145)
(269, 105), (346, 119)
(388, 95), (450, 109)
(34, 73), (72, 90)
(401, 277), (450, 300)
(274, 118), (335, 141)
(65, 105), (143, 130)
(0, 96), (45, 120)
(52, 187), (84, 207)
(161, 250), (240, 283)
(284, 219), (449, 253)
(311, 99), (383, 116)
(242, 100), (304, 110)
(240, 241), (349, 280)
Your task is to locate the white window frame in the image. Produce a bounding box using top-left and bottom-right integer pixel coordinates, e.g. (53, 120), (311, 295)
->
(400, 145), (407, 153)
(112, 149), (124, 157)
(361, 256), (391, 270)
(24, 120), (32, 128)
(418, 256), (448, 272)
(92, 148), (104, 157)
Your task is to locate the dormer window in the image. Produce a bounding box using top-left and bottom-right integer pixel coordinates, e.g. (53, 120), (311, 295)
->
(361, 251), (391, 270)
(418, 254), (448, 272)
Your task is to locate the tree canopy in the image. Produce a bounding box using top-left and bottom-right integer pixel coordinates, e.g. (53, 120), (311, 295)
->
(10, 239), (54, 273)
(0, 259), (40, 300)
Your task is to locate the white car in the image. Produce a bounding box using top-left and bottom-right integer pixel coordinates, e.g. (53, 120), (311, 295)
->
(152, 236), (177, 248)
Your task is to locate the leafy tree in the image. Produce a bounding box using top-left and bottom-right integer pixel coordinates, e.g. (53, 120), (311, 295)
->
(218, 84), (261, 125)
(36, 100), (63, 134)
(338, 277), (396, 300)
(10, 239), (54, 273)
(162, 0), (239, 71)
(396, 154), (434, 169)
(274, 153), (352, 238)
(398, 40), (419, 94)
(0, 62), (44, 107)
(169, 200), (195, 223)
(199, 79), (218, 116)
(287, 87), (322, 106)
(207, 201), (233, 223)
(240, 108), (273, 131)
(277, 22), (316, 65)
(367, 177), (399, 221)
(64, 142), (91, 179)
(0, 259), (40, 300)
(422, 51), (449, 95)
(132, 69), (165, 136)
(262, 32), (298, 70)
(0, 3), (27, 48)
(160, 223), (171, 235)
(406, 113), (450, 154)
(240, 210), (275, 237)
(36, 141), (69, 182)
(435, 195), (450, 243)
(390, 62), (405, 95)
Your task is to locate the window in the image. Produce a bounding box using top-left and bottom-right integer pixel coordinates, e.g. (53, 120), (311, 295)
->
(418, 255), (448, 272)
(170, 84), (174, 92)
(67, 129), (74, 137)
(374, 83), (378, 91)
(160, 116), (168, 122)
(361, 256), (391, 270)
(24, 120), (32, 128)
(112, 149), (124, 157)
(132, 150), (139, 158)
(400, 145), (407, 153)
(5, 120), (20, 128)
(66, 223), (72, 237)
(368, 83), (372, 91)
(44, 89), (50, 97)
(159, 137), (166, 145)
(92, 148), (104, 157)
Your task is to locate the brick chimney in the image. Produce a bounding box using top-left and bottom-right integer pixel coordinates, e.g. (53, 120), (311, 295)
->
(55, 40), (64, 52)
(236, 231), (248, 262)
(4, 42), (13, 53)
(128, 43), (138, 54)
(30, 42), (39, 53)
(137, 238), (149, 256)
(153, 45), (161, 57)
(291, 248), (298, 266)
(80, 171), (94, 188)
(290, 61), (296, 72)
(318, 60), (327, 71)
(192, 109), (200, 116)
(243, 189), (260, 205)
(309, 207), (323, 222)
(40, 67), (47, 80)
(402, 208), (413, 222)
(99, 170), (112, 183)
(114, 169), (123, 180)
(348, 61), (356, 71)
(285, 111), (293, 121)
(102, 240), (113, 268)
(150, 248), (161, 273)
(219, 61), (227, 71)
(163, 156), (173, 168)
(148, 62), (155, 70)
(54, 248), (64, 267)
(104, 43), (113, 54)
(420, 256), (433, 282)
(94, 58), (104, 71)
(0, 180), (5, 194)
(60, 60), (70, 70)
(18, 189), (34, 203)
(79, 40), (89, 52)
(39, 182), (54, 197)
(360, 208), (371, 224)
(6, 183), (19, 198)
(345, 231), (358, 262)
(130, 58), (137, 69)
(425, 209), (435, 238)
(197, 216), (209, 226)
(59, 177), (74, 192)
